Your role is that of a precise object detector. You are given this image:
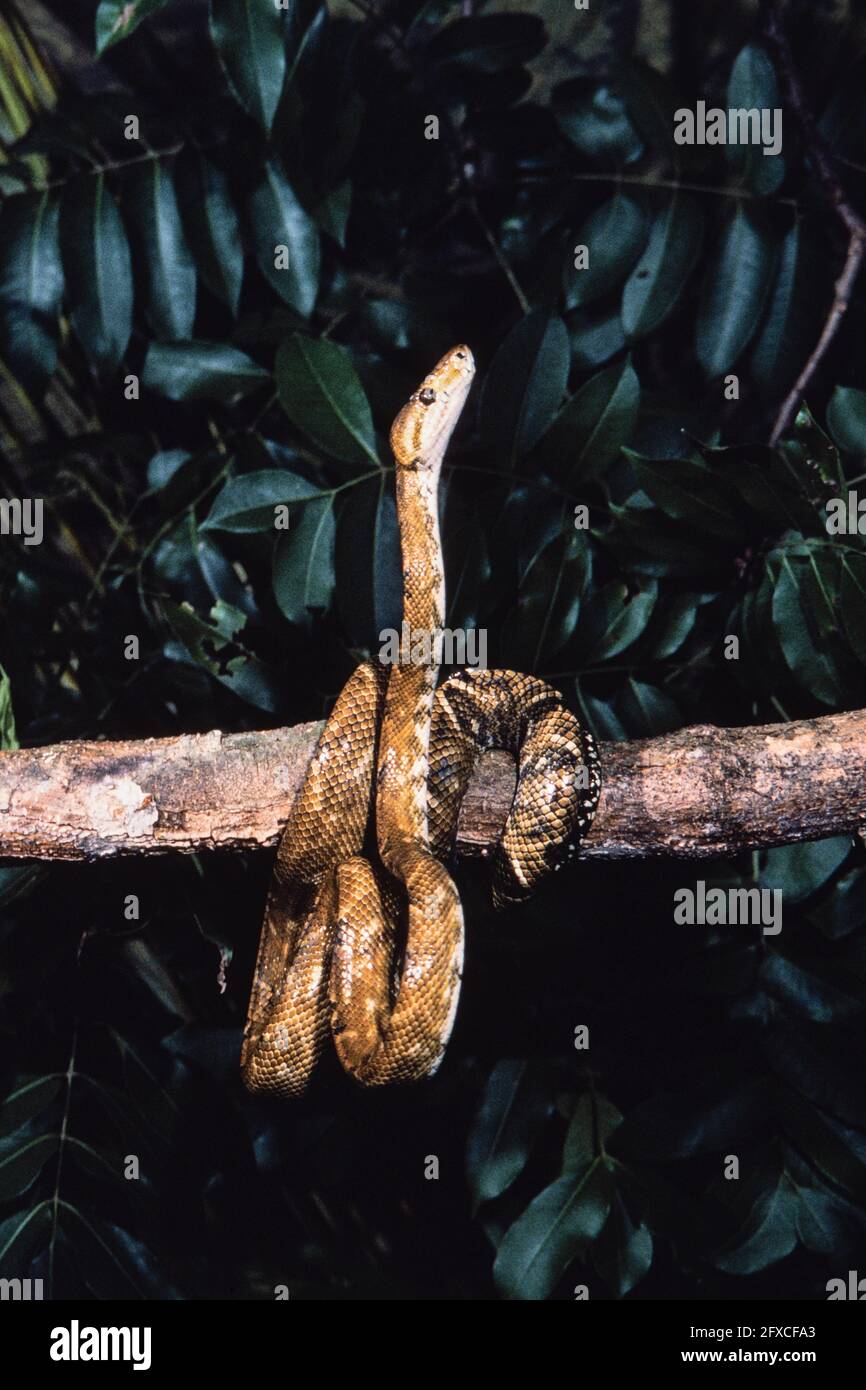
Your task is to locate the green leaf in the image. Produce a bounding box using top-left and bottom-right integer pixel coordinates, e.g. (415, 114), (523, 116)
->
(617, 677), (680, 735)
(568, 305), (626, 371)
(607, 496), (729, 576)
(175, 150), (243, 315)
(503, 529), (591, 670)
(795, 1188), (851, 1255)
(493, 1161), (612, 1300)
(61, 174), (132, 373)
(446, 519), (492, 631)
(651, 593), (699, 659)
(616, 59), (682, 167)
(584, 579), (657, 662)
(761, 838), (850, 904)
(701, 441), (818, 533)
(335, 473), (401, 648)
(0, 1202), (52, 1273)
(0, 190), (64, 385)
(827, 385), (866, 455)
(771, 552), (842, 705)
(774, 1083), (866, 1202)
(480, 311), (570, 468)
(629, 453), (743, 540)
(759, 946), (860, 1025)
(537, 357), (639, 485)
(66, 1134), (128, 1187)
(58, 1204), (148, 1298)
(783, 405), (842, 489)
(580, 691), (627, 742)
(621, 194), (703, 341)
(695, 205), (774, 376)
(202, 469), (321, 532)
(564, 193), (648, 310)
(0, 1075), (60, 1139)
(109, 1030), (183, 1141)
(275, 334), (378, 465)
(750, 220), (812, 395)
(593, 1193), (653, 1297)
(248, 160), (320, 316)
(272, 494), (336, 624)
(0, 1132), (58, 1200)
(714, 1165), (798, 1275)
(209, 0), (286, 133)
(553, 80), (643, 164)
(0, 664), (18, 750)
(147, 448), (191, 489)
(810, 866), (866, 941)
(613, 1082), (772, 1161)
(141, 341), (268, 401)
(494, 484), (561, 588)
(840, 554), (866, 665)
(195, 533), (256, 614)
(162, 601), (278, 712)
(726, 45), (785, 196)
(0, 865), (44, 910)
(562, 1092), (624, 1172)
(95, 0), (168, 54)
(466, 1061), (556, 1207)
(313, 179), (352, 249)
(126, 159), (196, 340)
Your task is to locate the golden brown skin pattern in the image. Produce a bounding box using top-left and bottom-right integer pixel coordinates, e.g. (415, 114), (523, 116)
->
(241, 347), (602, 1098)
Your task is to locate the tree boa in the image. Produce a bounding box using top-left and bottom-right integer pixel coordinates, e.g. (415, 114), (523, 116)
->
(241, 346), (602, 1096)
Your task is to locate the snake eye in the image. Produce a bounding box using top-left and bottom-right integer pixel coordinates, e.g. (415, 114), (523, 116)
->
(455, 350), (466, 359)
(419, 387), (436, 405)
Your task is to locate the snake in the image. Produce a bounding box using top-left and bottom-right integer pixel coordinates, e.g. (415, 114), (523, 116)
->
(240, 346), (602, 1097)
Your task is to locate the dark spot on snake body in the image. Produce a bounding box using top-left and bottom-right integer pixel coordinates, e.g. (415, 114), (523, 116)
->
(419, 387), (436, 405)
(528, 695), (564, 723)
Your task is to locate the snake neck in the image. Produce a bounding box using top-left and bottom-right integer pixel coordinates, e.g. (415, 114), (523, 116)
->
(375, 463), (444, 863)
(395, 464), (445, 636)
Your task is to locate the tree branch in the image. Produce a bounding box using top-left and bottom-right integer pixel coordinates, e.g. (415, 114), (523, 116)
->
(0, 710), (864, 864)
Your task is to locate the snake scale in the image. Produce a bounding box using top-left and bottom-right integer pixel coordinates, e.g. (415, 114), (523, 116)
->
(241, 346), (602, 1097)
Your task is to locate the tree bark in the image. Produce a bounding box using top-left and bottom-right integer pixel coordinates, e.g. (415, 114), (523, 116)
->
(0, 709), (864, 863)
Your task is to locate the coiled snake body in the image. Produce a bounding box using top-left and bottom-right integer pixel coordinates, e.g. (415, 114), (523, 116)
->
(241, 346), (602, 1097)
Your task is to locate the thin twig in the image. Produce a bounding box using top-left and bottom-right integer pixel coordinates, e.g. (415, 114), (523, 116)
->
(470, 201), (531, 315)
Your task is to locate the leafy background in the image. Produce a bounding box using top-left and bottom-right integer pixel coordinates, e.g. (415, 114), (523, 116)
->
(1, 0), (866, 1300)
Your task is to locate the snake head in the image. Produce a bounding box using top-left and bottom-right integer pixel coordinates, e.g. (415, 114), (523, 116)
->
(390, 345), (475, 470)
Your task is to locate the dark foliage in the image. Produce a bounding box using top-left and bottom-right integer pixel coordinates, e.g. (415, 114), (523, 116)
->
(1, 0), (866, 1299)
